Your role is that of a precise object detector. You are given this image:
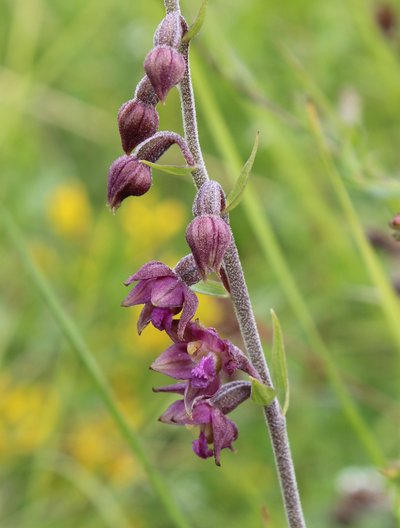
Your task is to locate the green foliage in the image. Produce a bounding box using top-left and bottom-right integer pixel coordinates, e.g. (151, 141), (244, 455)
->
(250, 377), (276, 406)
(190, 279), (229, 297)
(270, 309), (290, 416)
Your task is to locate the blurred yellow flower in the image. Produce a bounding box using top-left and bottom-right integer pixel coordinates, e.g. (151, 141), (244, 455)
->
(46, 181), (92, 237)
(0, 376), (59, 455)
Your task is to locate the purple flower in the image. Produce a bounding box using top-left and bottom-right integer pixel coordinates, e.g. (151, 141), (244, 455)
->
(186, 214), (232, 279)
(122, 261), (198, 339)
(118, 99), (159, 154)
(159, 399), (238, 465)
(107, 155), (152, 211)
(144, 46), (186, 102)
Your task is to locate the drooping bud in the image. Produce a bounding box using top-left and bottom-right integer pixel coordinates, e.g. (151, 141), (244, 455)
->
(154, 12), (184, 48)
(136, 131), (194, 167)
(118, 99), (159, 154)
(210, 381), (252, 415)
(193, 180), (226, 217)
(144, 46), (186, 102)
(186, 215), (232, 278)
(107, 155), (151, 211)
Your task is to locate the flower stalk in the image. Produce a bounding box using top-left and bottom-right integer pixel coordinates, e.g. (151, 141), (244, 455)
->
(165, 0), (306, 526)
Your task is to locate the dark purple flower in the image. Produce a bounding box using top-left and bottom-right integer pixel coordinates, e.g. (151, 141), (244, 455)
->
(107, 155), (152, 211)
(144, 46), (186, 102)
(118, 99), (159, 154)
(159, 399), (238, 465)
(186, 214), (232, 279)
(122, 261), (198, 339)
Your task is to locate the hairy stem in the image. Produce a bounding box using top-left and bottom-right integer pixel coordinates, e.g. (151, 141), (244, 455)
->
(165, 1), (306, 526)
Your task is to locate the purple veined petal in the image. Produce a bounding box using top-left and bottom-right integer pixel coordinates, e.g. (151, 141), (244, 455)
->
(177, 288), (198, 340)
(193, 431), (213, 460)
(191, 402), (212, 425)
(184, 376), (221, 415)
(159, 399), (191, 425)
(137, 303), (153, 334)
(121, 279), (153, 307)
(151, 343), (195, 379)
(153, 382), (187, 395)
(151, 306), (174, 331)
(210, 407), (238, 466)
(124, 261), (175, 284)
(151, 277), (184, 307)
(190, 355), (217, 389)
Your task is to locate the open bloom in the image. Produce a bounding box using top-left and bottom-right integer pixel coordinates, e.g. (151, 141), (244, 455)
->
(122, 261), (198, 339)
(151, 321), (259, 412)
(159, 398), (238, 465)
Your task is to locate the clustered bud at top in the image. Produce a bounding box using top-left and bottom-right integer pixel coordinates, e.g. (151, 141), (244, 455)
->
(193, 180), (226, 217)
(144, 13), (186, 102)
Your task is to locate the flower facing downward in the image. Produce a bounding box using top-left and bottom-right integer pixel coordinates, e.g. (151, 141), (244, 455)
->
(159, 399), (238, 466)
(118, 99), (159, 154)
(186, 214), (232, 279)
(107, 156), (152, 211)
(144, 46), (186, 102)
(122, 261), (198, 339)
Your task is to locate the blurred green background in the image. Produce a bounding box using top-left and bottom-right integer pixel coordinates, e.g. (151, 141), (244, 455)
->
(1, 0), (400, 526)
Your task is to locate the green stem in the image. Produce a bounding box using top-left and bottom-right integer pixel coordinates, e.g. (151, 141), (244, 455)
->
(0, 208), (190, 528)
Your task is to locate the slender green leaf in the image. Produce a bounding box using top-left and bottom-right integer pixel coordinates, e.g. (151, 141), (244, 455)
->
(224, 131), (259, 213)
(250, 377), (276, 406)
(190, 279), (229, 298)
(140, 160), (196, 176)
(270, 309), (290, 415)
(182, 0), (208, 43)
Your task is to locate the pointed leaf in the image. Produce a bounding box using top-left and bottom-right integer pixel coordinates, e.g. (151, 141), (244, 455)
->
(270, 309), (290, 415)
(190, 280), (229, 298)
(224, 132), (259, 213)
(250, 377), (276, 406)
(182, 0), (208, 43)
(140, 160), (196, 176)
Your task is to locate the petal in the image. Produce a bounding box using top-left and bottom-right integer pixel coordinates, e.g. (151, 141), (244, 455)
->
(122, 279), (153, 307)
(137, 303), (153, 334)
(192, 431), (213, 460)
(159, 399), (191, 425)
(190, 355), (217, 389)
(191, 402), (212, 425)
(177, 288), (198, 340)
(124, 261), (174, 285)
(151, 277), (184, 307)
(210, 407), (238, 466)
(153, 382), (187, 395)
(184, 376), (221, 415)
(151, 307), (174, 331)
(151, 343), (195, 379)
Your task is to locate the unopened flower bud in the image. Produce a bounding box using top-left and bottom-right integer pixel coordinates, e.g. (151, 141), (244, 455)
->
(193, 180), (226, 216)
(107, 155), (151, 211)
(144, 46), (186, 102)
(154, 12), (184, 48)
(118, 99), (159, 154)
(186, 214), (232, 278)
(210, 381), (252, 415)
(390, 213), (400, 231)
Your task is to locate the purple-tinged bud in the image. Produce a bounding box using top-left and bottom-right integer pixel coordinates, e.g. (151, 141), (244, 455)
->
(135, 76), (159, 107)
(107, 155), (151, 211)
(136, 131), (194, 167)
(186, 214), (232, 279)
(154, 12), (184, 48)
(174, 254), (202, 286)
(193, 180), (226, 217)
(144, 46), (186, 102)
(390, 213), (400, 231)
(210, 381), (252, 415)
(118, 99), (159, 154)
